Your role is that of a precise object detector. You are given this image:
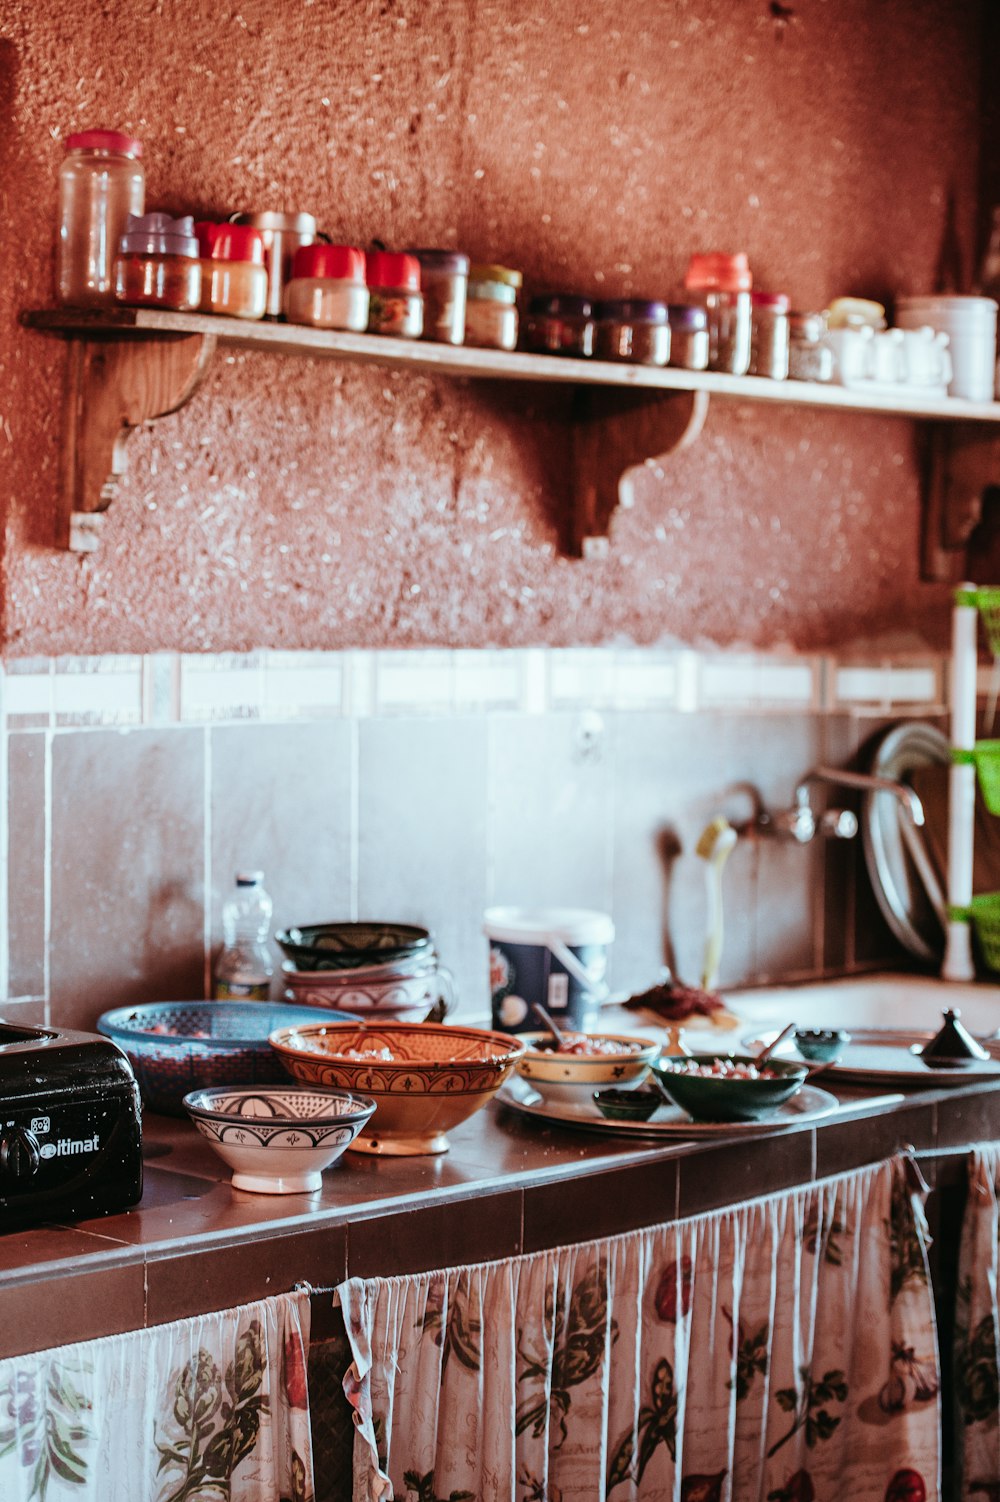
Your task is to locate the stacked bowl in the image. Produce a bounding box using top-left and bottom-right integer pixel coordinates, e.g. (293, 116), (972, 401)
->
(276, 921), (455, 1025)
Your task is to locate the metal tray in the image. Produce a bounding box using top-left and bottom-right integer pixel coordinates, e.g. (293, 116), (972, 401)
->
(495, 1077), (840, 1137)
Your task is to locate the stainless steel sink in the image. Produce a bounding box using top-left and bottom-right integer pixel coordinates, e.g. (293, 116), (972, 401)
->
(726, 973), (1000, 1037)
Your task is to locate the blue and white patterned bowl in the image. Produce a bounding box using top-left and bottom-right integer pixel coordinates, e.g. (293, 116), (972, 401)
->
(182, 1085), (377, 1194)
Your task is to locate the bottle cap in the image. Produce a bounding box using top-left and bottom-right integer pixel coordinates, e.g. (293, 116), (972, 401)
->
(469, 263), (523, 289)
(119, 213), (199, 259)
(666, 304), (709, 330)
(684, 253), (753, 293)
(594, 299), (668, 323)
(366, 251), (421, 291)
(66, 129), (142, 158)
(528, 294), (594, 318)
(751, 292), (790, 312)
(406, 249), (471, 275)
(235, 871), (264, 886)
(195, 222), (266, 264)
(292, 243), (366, 282)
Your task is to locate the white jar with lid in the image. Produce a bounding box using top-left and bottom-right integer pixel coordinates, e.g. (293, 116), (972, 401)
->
(57, 128), (145, 307)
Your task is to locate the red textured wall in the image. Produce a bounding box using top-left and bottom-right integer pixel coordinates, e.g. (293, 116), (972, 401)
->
(0, 0), (990, 655)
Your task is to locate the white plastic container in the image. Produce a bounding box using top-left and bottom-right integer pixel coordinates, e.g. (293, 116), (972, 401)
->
(483, 906), (614, 1034)
(895, 296), (998, 402)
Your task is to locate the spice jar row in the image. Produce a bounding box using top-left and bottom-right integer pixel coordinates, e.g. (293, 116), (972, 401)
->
(56, 127), (954, 393)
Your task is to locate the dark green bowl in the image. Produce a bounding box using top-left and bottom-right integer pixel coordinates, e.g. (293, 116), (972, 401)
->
(593, 1086), (661, 1122)
(650, 1054), (808, 1123)
(794, 1028), (850, 1064)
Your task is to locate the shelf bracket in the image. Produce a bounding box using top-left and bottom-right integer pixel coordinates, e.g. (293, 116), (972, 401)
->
(59, 331), (216, 552)
(922, 421), (1000, 582)
(569, 387), (710, 557)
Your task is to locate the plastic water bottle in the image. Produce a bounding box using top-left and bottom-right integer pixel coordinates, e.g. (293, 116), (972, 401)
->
(213, 872), (274, 1001)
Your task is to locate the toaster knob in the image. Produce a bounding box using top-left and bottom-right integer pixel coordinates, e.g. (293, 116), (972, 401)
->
(0, 1126), (41, 1179)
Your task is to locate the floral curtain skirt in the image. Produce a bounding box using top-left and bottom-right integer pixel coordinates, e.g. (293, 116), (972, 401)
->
(339, 1157), (940, 1502)
(955, 1143), (1000, 1498)
(0, 1289), (313, 1502)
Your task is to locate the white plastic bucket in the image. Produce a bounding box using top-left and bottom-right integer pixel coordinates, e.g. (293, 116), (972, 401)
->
(895, 296), (998, 401)
(484, 906), (614, 1033)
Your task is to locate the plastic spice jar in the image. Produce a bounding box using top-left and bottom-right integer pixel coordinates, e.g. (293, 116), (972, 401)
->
(284, 243), (369, 331)
(114, 213), (201, 312)
(524, 295), (595, 357)
(749, 292), (790, 380)
(57, 129), (145, 307)
(666, 305), (710, 370)
(408, 249), (469, 345)
(195, 222), (268, 320)
(465, 264), (522, 351)
(788, 312), (834, 383)
(594, 299), (670, 365)
(366, 251), (423, 339)
(683, 252), (753, 374)
(230, 212), (317, 319)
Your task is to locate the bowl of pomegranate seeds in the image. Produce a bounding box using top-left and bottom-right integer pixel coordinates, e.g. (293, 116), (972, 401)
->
(650, 1053), (808, 1123)
(514, 1030), (660, 1106)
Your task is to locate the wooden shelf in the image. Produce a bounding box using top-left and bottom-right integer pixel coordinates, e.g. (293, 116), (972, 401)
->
(21, 306), (1000, 565)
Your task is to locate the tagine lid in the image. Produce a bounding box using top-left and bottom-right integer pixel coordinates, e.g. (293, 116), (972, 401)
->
(918, 1008), (990, 1068)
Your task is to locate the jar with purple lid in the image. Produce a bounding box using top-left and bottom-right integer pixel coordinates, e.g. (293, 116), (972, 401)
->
(666, 305), (710, 371)
(407, 249), (469, 345)
(524, 295), (595, 357)
(594, 299), (670, 365)
(114, 212), (201, 311)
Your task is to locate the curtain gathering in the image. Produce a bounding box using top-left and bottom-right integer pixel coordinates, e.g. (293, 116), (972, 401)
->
(955, 1143), (1000, 1499)
(339, 1158), (940, 1502)
(0, 1289), (313, 1502)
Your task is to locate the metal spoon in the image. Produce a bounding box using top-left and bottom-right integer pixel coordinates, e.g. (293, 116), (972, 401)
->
(531, 1002), (568, 1049)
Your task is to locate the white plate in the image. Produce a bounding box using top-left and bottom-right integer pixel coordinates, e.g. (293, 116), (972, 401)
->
(752, 1026), (1000, 1086)
(495, 1076), (840, 1137)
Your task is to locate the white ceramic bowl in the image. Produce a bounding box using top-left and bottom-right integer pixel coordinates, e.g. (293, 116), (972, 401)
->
(182, 1085), (376, 1194)
(515, 1030), (661, 1107)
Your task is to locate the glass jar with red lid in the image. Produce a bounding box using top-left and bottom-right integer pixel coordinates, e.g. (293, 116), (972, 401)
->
(195, 223), (268, 320)
(113, 213), (201, 312)
(57, 129), (145, 307)
(683, 252), (753, 374)
(366, 251), (423, 339)
(748, 292), (790, 380)
(285, 244), (369, 331)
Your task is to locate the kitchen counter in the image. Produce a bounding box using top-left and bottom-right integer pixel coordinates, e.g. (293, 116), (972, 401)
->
(3, 1069), (1000, 1360)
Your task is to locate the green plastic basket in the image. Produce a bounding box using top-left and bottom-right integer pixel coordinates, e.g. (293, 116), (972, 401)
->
(956, 587), (1000, 657)
(949, 892), (1000, 972)
(951, 741), (1000, 814)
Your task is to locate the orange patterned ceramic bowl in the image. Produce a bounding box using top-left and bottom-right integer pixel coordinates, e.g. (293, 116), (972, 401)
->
(268, 1020), (526, 1156)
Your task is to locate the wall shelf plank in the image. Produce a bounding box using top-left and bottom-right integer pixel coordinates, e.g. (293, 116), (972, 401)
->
(21, 307), (1000, 566)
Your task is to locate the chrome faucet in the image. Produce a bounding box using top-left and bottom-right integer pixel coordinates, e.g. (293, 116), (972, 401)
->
(795, 766), (926, 829)
(756, 766), (924, 846)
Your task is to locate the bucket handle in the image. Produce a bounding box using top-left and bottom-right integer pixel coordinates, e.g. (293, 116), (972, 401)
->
(546, 937), (609, 1001)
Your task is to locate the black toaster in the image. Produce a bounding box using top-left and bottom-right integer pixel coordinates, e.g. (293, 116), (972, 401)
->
(0, 1019), (142, 1227)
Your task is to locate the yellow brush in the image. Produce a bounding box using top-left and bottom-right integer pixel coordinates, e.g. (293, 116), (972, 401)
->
(695, 815), (738, 991)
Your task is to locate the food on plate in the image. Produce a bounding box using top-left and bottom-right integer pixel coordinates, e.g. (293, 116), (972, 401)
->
(657, 1057), (782, 1081)
(622, 979), (739, 1030)
(531, 1033), (643, 1057)
(340, 1046), (396, 1061)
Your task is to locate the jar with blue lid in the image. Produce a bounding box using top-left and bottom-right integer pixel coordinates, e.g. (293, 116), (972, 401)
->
(666, 304), (710, 371)
(594, 299), (670, 365)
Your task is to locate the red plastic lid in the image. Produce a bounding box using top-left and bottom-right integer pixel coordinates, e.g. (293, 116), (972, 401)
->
(366, 250), (421, 292)
(65, 129), (142, 158)
(293, 243), (366, 282)
(195, 222), (266, 264)
(751, 291), (790, 312)
(684, 253), (752, 293)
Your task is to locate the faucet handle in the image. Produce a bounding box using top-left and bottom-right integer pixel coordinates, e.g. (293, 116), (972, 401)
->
(819, 808), (858, 840)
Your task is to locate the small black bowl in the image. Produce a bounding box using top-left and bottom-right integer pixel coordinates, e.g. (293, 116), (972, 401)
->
(593, 1086), (661, 1122)
(793, 1028), (850, 1064)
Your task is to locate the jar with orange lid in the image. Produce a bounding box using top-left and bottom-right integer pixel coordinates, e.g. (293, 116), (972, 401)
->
(285, 243), (369, 331)
(195, 222), (268, 320)
(683, 252), (753, 374)
(57, 129), (145, 307)
(465, 264), (522, 351)
(113, 213), (201, 312)
(366, 251), (423, 339)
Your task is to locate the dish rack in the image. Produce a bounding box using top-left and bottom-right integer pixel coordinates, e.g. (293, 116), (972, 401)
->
(945, 587), (1000, 975)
